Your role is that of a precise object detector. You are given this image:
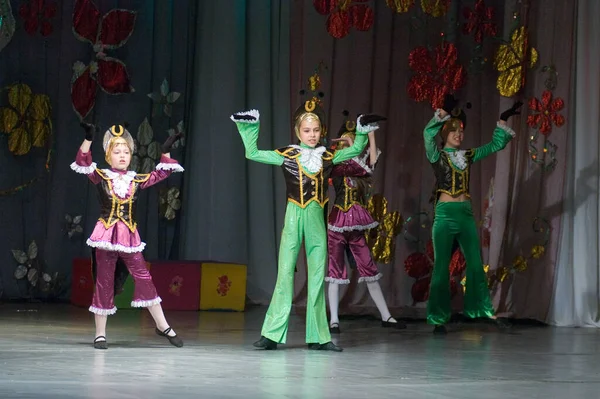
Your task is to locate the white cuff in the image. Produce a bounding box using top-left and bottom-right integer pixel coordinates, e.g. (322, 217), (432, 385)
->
(70, 161), (97, 174)
(230, 109), (260, 124)
(434, 109), (451, 123)
(496, 121), (516, 138)
(156, 162), (184, 172)
(131, 297), (162, 308)
(356, 116), (380, 134)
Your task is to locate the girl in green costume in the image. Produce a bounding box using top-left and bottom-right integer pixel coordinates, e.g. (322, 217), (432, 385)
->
(424, 94), (521, 334)
(231, 101), (384, 351)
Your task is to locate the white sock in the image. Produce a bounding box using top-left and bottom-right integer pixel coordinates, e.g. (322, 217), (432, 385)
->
(328, 283), (340, 326)
(367, 281), (395, 322)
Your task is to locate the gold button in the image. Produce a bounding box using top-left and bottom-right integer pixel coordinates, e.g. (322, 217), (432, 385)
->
(311, 191), (315, 195)
(311, 181), (315, 185)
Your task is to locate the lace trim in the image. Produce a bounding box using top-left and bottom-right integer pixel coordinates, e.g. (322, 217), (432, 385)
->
(230, 109), (260, 124)
(290, 145), (326, 174)
(156, 162), (184, 172)
(496, 121), (516, 137)
(358, 273), (383, 283)
(356, 116), (380, 134)
(327, 221), (379, 232)
(86, 239), (146, 253)
(131, 297), (162, 308)
(101, 169), (137, 198)
(70, 161), (97, 174)
(446, 150), (468, 170)
(89, 306), (117, 316)
(434, 109), (451, 123)
(325, 277), (351, 285)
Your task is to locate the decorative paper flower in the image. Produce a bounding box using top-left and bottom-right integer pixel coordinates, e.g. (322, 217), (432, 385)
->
(169, 275), (183, 296)
(526, 90), (565, 135)
(449, 249), (466, 277)
(131, 118), (161, 173)
(420, 0), (450, 17)
(0, 83), (52, 155)
(407, 42), (467, 109)
(366, 194), (403, 264)
(147, 79), (181, 117)
(217, 275), (232, 296)
(71, 0), (136, 120)
(512, 255), (528, 272)
(404, 252), (431, 279)
(496, 266), (509, 282)
(313, 0), (374, 39)
(65, 214), (83, 238)
(461, 265), (491, 293)
(385, 0), (415, 13)
(19, 0), (57, 36)
(531, 245), (545, 259)
(12, 240), (39, 286)
(493, 26), (538, 97)
(159, 187), (182, 221)
(462, 0), (497, 43)
(411, 276), (430, 303)
(167, 121), (185, 149)
(0, 0), (16, 52)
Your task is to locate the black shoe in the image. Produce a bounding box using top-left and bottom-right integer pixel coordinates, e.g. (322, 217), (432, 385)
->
(329, 323), (341, 334)
(155, 327), (184, 347)
(308, 342), (343, 352)
(382, 317), (407, 329)
(433, 325), (447, 335)
(93, 336), (108, 350)
(253, 336), (278, 350)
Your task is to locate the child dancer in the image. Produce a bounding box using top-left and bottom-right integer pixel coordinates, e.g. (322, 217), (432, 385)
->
(71, 122), (184, 349)
(230, 101), (383, 351)
(424, 94), (521, 334)
(326, 117), (406, 333)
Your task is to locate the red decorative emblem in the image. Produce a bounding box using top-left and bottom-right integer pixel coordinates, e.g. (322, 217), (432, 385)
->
(70, 0), (136, 120)
(462, 0), (497, 43)
(169, 275), (183, 296)
(216, 275), (232, 296)
(19, 0), (57, 36)
(78, 276), (87, 288)
(407, 42), (467, 109)
(527, 90), (565, 135)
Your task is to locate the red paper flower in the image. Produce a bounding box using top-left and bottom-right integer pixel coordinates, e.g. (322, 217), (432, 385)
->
(527, 90), (565, 135)
(404, 252), (432, 279)
(19, 0), (57, 36)
(462, 0), (497, 43)
(169, 276), (183, 297)
(407, 42), (467, 109)
(313, 0), (374, 39)
(449, 249), (466, 277)
(70, 0), (136, 120)
(411, 276), (431, 303)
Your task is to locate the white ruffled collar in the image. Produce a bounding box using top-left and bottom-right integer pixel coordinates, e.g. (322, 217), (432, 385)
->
(102, 169), (137, 198)
(444, 149), (468, 170)
(290, 145), (326, 174)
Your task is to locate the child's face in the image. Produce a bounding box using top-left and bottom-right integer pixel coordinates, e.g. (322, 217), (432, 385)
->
(298, 118), (321, 148)
(109, 143), (131, 170)
(444, 127), (464, 149)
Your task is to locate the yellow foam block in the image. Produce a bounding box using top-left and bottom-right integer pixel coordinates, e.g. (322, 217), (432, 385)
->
(199, 262), (247, 311)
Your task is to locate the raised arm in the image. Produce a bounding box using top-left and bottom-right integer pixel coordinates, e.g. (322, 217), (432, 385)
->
(70, 122), (101, 184)
(423, 109), (450, 163)
(138, 135), (185, 189)
(333, 114), (384, 165)
(230, 110), (284, 166)
(471, 101), (522, 163)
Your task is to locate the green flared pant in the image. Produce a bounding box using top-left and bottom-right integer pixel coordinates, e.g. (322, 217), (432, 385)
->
(427, 201), (495, 325)
(261, 201), (331, 344)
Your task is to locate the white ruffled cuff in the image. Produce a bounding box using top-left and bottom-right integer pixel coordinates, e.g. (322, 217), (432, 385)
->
(89, 306), (117, 316)
(156, 162), (184, 172)
(131, 297), (162, 308)
(356, 116), (380, 134)
(70, 161), (97, 174)
(496, 121), (516, 138)
(358, 273), (383, 283)
(230, 109), (260, 124)
(86, 239), (146, 253)
(325, 277), (351, 285)
(434, 109), (451, 123)
(327, 221), (379, 232)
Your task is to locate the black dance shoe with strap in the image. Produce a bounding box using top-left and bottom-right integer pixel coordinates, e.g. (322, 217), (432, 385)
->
(93, 336), (108, 350)
(155, 327), (184, 347)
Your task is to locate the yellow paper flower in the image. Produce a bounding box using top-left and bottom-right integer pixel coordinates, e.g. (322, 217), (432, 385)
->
(308, 73), (321, 92)
(497, 266), (510, 282)
(493, 26), (538, 97)
(512, 255), (528, 272)
(386, 0), (415, 13)
(421, 0), (449, 17)
(531, 245), (545, 259)
(0, 83), (52, 155)
(366, 194), (403, 264)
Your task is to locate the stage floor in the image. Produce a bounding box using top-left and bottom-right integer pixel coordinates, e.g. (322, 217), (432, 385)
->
(0, 303), (599, 399)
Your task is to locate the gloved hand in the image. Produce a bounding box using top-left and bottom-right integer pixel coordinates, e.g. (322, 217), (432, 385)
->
(162, 133), (184, 153)
(80, 122), (99, 141)
(441, 94), (459, 114)
(500, 101), (524, 121)
(358, 114), (387, 125)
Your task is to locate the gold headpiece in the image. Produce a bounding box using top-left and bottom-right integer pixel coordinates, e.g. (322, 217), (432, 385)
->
(102, 124), (135, 154)
(293, 62), (328, 139)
